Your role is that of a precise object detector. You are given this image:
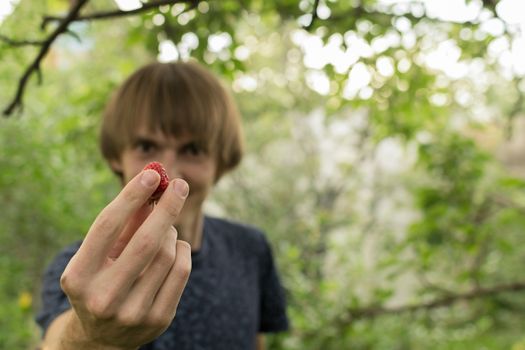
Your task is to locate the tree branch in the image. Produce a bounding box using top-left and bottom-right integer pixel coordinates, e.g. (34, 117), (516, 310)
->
(336, 280), (525, 325)
(0, 34), (45, 47)
(303, 0), (320, 31)
(2, 0), (90, 117)
(481, 0), (499, 13)
(41, 0), (197, 30)
(3, 0), (196, 117)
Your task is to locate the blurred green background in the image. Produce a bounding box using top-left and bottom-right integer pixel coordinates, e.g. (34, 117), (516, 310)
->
(1, 0), (525, 348)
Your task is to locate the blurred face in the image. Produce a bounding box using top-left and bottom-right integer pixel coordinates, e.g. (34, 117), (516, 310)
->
(111, 125), (217, 226)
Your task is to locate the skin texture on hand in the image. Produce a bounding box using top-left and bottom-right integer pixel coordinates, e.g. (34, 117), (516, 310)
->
(42, 170), (191, 350)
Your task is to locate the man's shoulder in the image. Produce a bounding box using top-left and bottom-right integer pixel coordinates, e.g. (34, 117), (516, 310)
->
(205, 216), (268, 249)
(206, 215), (262, 234)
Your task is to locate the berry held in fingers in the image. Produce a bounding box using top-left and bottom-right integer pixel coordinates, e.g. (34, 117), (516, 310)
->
(143, 162), (170, 201)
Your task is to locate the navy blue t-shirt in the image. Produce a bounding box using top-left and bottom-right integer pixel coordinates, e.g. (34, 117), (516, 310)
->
(36, 216), (289, 349)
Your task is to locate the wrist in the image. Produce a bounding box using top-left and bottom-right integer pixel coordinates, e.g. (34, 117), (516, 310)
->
(54, 311), (137, 350)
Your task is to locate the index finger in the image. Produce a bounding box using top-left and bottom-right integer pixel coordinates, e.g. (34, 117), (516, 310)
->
(74, 169), (160, 271)
(109, 178), (189, 282)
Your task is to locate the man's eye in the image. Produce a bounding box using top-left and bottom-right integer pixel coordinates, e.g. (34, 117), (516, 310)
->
(181, 142), (202, 156)
(135, 140), (157, 153)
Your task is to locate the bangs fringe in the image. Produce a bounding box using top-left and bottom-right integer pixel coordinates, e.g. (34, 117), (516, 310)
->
(100, 61), (243, 179)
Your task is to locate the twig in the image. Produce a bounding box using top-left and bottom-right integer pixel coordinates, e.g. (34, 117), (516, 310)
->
(41, 0), (197, 30)
(492, 194), (525, 215)
(3, 0), (196, 117)
(65, 29), (82, 43)
(505, 77), (525, 139)
(304, 279), (525, 346)
(303, 0), (320, 31)
(2, 0), (90, 116)
(336, 280), (525, 325)
(0, 34), (45, 47)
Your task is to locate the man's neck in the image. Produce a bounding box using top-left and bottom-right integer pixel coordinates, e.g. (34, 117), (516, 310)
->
(176, 211), (204, 252)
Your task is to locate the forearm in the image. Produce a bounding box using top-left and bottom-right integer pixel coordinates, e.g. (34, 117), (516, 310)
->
(41, 310), (137, 350)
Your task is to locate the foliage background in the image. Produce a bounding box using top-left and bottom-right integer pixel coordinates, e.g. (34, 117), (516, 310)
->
(1, 0), (525, 348)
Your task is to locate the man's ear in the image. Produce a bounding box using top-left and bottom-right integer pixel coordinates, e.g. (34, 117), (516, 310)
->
(109, 159), (124, 183)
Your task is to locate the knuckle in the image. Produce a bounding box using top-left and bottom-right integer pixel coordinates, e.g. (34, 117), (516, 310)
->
(135, 233), (161, 256)
(174, 253), (192, 279)
(146, 312), (173, 329)
(60, 262), (85, 298)
(120, 186), (141, 205)
(85, 294), (115, 319)
(170, 226), (178, 241)
(161, 198), (183, 219)
(179, 261), (192, 279)
(60, 271), (79, 296)
(158, 246), (176, 266)
(92, 210), (115, 233)
(177, 239), (191, 252)
(117, 309), (146, 328)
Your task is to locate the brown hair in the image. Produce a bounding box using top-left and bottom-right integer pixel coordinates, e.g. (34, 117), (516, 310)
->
(100, 61), (244, 180)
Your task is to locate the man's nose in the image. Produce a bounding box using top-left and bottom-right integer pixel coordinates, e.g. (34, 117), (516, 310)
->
(162, 157), (183, 180)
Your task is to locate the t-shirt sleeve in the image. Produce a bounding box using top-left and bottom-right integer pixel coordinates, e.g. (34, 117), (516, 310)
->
(35, 242), (80, 336)
(257, 233), (290, 333)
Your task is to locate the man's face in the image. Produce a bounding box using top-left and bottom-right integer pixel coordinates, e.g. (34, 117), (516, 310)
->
(111, 125), (217, 227)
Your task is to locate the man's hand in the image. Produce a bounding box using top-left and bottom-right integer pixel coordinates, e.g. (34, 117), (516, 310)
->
(54, 169), (191, 349)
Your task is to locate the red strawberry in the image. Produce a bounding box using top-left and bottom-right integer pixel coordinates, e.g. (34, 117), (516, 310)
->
(143, 161), (170, 201)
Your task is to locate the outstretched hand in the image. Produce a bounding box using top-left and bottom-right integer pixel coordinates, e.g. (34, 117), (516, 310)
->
(59, 169), (191, 349)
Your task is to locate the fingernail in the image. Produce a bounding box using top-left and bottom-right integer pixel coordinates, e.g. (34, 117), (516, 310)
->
(174, 179), (189, 198)
(141, 170), (159, 187)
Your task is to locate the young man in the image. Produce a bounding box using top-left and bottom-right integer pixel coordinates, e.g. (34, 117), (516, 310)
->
(36, 61), (289, 349)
